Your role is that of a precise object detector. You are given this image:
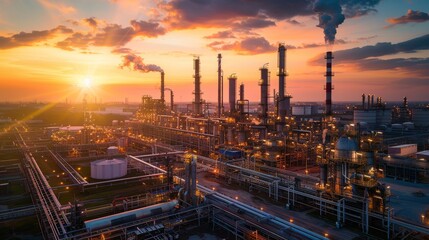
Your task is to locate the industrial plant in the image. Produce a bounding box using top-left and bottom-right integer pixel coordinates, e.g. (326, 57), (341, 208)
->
(1, 44), (429, 240)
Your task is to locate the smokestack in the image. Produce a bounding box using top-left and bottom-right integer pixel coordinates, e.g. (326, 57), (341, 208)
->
(161, 71), (165, 104)
(277, 43), (290, 121)
(403, 96), (408, 108)
(165, 88), (174, 112)
(193, 57), (202, 116)
(259, 64), (269, 124)
(217, 54), (223, 117)
(371, 95), (374, 108)
(239, 83), (245, 114)
(325, 51), (333, 116)
(367, 94), (370, 110)
(362, 93), (365, 109)
(228, 74), (237, 113)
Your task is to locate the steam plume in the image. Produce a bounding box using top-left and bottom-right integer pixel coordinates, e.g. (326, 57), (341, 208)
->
(314, 0), (345, 45)
(119, 53), (163, 72)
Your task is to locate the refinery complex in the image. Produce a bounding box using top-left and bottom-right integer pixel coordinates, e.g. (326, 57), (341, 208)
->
(1, 44), (429, 240)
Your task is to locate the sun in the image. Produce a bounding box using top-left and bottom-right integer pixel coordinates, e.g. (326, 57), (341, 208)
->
(80, 77), (93, 90)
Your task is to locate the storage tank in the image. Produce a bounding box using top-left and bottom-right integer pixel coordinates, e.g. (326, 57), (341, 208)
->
(412, 108), (429, 127)
(90, 158), (127, 179)
(335, 136), (358, 160)
(107, 146), (119, 156)
(85, 200), (178, 231)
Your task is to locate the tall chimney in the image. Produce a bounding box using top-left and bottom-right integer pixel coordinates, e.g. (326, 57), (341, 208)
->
(325, 51), (333, 116)
(161, 71), (165, 104)
(228, 74), (237, 113)
(217, 54), (223, 117)
(367, 94), (370, 110)
(239, 83), (245, 114)
(362, 93), (365, 109)
(371, 95), (374, 108)
(259, 64), (269, 125)
(278, 44), (288, 121)
(193, 57), (202, 116)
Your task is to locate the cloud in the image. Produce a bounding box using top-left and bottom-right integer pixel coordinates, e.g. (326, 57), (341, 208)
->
(55, 32), (93, 50)
(130, 20), (166, 37)
(357, 35), (377, 41)
(340, 0), (381, 18)
(38, 0), (76, 14)
(386, 9), (429, 26)
(310, 34), (429, 64)
(204, 31), (236, 39)
(160, 0), (314, 28)
(233, 16), (276, 29)
(0, 25), (73, 49)
(111, 47), (136, 54)
(355, 57), (429, 76)
(207, 37), (276, 55)
(308, 34), (429, 80)
(82, 17), (100, 30)
(55, 20), (166, 51)
(286, 19), (301, 25)
(119, 53), (163, 73)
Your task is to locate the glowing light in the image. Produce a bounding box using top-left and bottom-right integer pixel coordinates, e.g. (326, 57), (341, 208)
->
(82, 78), (92, 89)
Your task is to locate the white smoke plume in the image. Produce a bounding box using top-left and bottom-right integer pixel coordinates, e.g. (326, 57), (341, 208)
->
(119, 53), (163, 73)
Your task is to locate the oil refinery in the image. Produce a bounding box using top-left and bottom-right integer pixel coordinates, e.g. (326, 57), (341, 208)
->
(1, 42), (429, 240)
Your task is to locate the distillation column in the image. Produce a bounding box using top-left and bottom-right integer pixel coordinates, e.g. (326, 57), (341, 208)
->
(193, 57), (202, 116)
(218, 54), (223, 117)
(161, 71), (165, 105)
(228, 74), (237, 113)
(278, 44), (290, 120)
(239, 83), (245, 114)
(259, 65), (269, 125)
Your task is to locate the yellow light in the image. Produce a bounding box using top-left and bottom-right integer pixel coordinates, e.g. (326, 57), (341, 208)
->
(81, 77), (92, 89)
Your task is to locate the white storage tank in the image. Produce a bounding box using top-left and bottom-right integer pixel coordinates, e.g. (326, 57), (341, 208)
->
(388, 144), (417, 156)
(412, 108), (429, 128)
(107, 146), (119, 156)
(90, 158), (127, 180)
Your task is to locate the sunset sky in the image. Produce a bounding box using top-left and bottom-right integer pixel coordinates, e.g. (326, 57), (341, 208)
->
(0, 0), (428, 103)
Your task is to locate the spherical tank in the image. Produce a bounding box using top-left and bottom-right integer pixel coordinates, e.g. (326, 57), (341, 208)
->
(335, 136), (358, 160)
(90, 158), (127, 180)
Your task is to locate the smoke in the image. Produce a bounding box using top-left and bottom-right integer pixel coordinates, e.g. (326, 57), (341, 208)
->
(313, 0), (345, 45)
(119, 53), (163, 73)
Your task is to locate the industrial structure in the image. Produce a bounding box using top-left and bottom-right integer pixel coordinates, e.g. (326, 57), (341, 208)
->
(1, 43), (429, 240)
